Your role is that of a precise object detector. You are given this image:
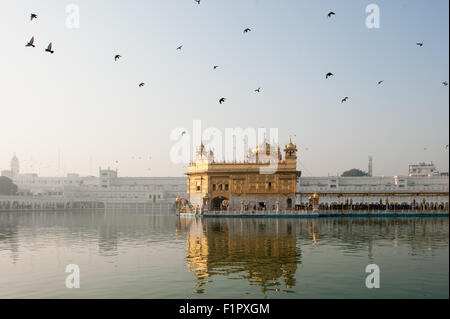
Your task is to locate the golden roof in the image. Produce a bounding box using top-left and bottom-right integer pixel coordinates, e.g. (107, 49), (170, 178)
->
(284, 137), (297, 151)
(247, 138), (279, 156)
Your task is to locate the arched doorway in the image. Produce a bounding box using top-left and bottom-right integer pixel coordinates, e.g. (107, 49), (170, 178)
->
(287, 198), (292, 209)
(211, 196), (228, 210)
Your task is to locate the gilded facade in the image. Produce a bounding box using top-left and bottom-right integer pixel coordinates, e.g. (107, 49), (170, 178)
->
(185, 139), (301, 211)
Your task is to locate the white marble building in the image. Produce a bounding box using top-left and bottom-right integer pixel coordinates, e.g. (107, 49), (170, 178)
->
(408, 162), (441, 177)
(63, 168), (187, 203)
(297, 175), (449, 193)
(297, 168), (449, 206)
(2, 155), (448, 206)
(1, 157), (186, 204)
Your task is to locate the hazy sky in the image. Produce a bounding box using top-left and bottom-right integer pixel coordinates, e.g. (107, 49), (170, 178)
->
(0, 0), (448, 177)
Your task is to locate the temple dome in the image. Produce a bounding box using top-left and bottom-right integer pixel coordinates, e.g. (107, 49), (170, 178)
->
(284, 138), (297, 151)
(247, 138), (280, 158)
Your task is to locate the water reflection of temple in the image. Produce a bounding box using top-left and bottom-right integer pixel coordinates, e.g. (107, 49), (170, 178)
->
(177, 216), (449, 294)
(179, 217), (301, 293)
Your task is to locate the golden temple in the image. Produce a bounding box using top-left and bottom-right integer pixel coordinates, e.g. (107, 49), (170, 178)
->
(181, 138), (301, 212)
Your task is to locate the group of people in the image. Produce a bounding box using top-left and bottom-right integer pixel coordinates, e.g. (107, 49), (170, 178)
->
(306, 202), (449, 212)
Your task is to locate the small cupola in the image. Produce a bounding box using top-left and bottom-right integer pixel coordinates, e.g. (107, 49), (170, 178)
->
(284, 137), (297, 159)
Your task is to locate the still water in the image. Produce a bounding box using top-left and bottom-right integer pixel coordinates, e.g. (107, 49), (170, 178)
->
(0, 211), (448, 298)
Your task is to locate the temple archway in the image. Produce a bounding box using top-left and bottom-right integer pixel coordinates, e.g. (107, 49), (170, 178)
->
(211, 196), (228, 210)
(287, 198), (293, 209)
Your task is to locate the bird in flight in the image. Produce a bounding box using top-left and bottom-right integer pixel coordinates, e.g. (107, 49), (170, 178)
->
(243, 28), (251, 33)
(181, 131), (187, 136)
(377, 80), (384, 86)
(26, 36), (35, 48)
(176, 45), (183, 50)
(327, 12), (335, 18)
(213, 65), (219, 70)
(30, 13), (38, 21)
(114, 55), (121, 61)
(194, 0), (200, 4)
(326, 72), (334, 79)
(139, 82), (145, 87)
(416, 41), (424, 47)
(219, 98), (226, 104)
(443, 81), (448, 86)
(45, 42), (54, 54)
(255, 87), (261, 93)
(341, 97), (349, 103)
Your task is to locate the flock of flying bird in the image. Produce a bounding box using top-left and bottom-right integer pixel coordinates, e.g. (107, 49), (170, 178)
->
(322, 20), (448, 104)
(25, 14), (54, 53)
(24, 9), (260, 101)
(25, 6), (448, 106)
(22, 3), (449, 165)
(25, 5), (448, 104)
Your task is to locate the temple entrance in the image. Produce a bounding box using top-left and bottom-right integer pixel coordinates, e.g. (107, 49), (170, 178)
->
(211, 196), (228, 210)
(287, 198), (292, 209)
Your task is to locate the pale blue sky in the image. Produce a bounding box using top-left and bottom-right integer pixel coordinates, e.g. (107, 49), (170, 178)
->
(0, 0), (448, 177)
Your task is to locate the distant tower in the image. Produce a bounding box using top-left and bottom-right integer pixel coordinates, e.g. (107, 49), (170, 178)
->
(11, 154), (19, 177)
(368, 156), (373, 177)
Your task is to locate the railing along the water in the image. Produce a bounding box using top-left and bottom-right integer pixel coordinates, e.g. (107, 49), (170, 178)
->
(178, 207), (449, 218)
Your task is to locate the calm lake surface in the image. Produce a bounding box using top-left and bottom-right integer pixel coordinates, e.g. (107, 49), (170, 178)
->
(0, 211), (448, 299)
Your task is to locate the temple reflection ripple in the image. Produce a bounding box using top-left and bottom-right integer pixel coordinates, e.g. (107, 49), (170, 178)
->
(176, 216), (448, 295)
(180, 217), (307, 294)
(0, 212), (447, 298)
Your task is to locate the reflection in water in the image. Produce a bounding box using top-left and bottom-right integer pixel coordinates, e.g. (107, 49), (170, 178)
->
(0, 211), (178, 260)
(177, 217), (449, 295)
(0, 214), (20, 263)
(181, 218), (301, 293)
(0, 211), (448, 298)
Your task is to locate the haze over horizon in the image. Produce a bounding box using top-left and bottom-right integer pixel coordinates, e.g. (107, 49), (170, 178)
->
(1, 0), (448, 178)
